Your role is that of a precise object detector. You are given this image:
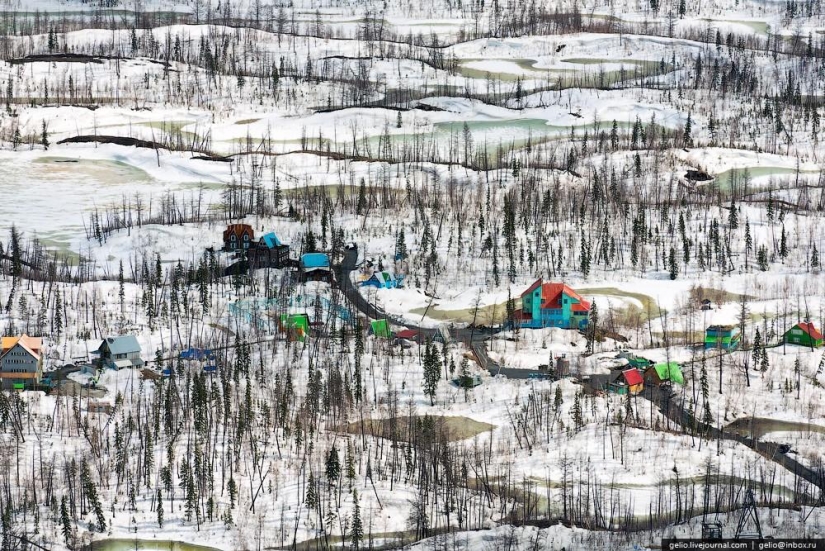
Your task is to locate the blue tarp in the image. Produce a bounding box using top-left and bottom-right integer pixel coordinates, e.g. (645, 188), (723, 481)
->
(180, 348), (215, 361)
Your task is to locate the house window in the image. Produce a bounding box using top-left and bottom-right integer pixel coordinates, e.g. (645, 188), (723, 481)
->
(792, 328), (803, 336)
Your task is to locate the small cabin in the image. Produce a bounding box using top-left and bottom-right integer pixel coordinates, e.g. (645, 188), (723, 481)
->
(608, 368), (644, 395)
(783, 321), (823, 348)
(644, 362), (685, 386)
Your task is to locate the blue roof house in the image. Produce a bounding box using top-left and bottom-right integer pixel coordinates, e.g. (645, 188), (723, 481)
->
(361, 271), (403, 289)
(301, 253), (331, 282)
(248, 231), (290, 269)
(94, 336), (144, 370)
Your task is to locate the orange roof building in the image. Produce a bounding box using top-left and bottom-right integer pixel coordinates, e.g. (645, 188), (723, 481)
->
(0, 334), (43, 389)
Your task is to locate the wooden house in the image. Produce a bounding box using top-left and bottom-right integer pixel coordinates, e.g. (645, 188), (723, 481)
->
(223, 224), (255, 252)
(300, 253), (331, 282)
(518, 279), (590, 330)
(248, 232), (290, 269)
(644, 362), (685, 386)
(783, 321), (823, 348)
(0, 335), (43, 390)
(94, 336), (144, 370)
(704, 325), (741, 350)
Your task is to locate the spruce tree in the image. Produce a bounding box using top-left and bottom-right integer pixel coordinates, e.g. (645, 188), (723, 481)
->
(60, 496), (73, 546)
(701, 359), (712, 430)
(422, 342), (441, 406)
(326, 445), (341, 484)
(668, 246), (679, 280)
(351, 489), (364, 550)
(157, 488), (164, 528)
(305, 472), (318, 508)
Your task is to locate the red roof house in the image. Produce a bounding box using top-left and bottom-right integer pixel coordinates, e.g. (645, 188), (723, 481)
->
(519, 279), (591, 329)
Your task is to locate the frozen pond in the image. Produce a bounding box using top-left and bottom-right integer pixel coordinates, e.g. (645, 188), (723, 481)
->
(0, 150), (226, 255)
(87, 539), (223, 551)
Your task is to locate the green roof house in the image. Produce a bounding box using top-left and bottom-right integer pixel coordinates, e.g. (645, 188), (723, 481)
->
(783, 322), (823, 348)
(645, 362), (684, 385)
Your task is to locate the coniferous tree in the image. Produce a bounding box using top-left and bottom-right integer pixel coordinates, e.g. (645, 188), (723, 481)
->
(60, 496), (73, 547)
(701, 359), (712, 430)
(728, 198), (738, 230)
(41, 120), (49, 149)
(757, 245), (769, 271)
(422, 342), (441, 406)
(351, 489), (364, 550)
(326, 445), (341, 485)
(668, 246), (679, 280)
(305, 472), (318, 508)
(571, 391), (584, 431)
(157, 488), (164, 528)
(683, 113), (693, 147)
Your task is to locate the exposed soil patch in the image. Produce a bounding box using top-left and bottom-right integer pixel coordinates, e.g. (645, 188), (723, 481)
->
(344, 415), (494, 443)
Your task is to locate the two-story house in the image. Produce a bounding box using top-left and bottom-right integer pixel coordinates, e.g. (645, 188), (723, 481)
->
(0, 335), (43, 389)
(519, 279), (590, 330)
(94, 336), (144, 370)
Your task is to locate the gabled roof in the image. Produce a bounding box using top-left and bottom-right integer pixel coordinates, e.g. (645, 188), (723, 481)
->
(540, 282), (591, 312)
(395, 329), (420, 340)
(223, 224), (254, 239)
(622, 368), (644, 386)
(791, 321), (823, 341)
(97, 335), (141, 355)
(261, 232), (284, 249)
(651, 362), (684, 384)
(521, 278), (543, 298)
(0, 335), (42, 360)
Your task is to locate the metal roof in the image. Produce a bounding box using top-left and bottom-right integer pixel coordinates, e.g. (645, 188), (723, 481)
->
(97, 335), (141, 355)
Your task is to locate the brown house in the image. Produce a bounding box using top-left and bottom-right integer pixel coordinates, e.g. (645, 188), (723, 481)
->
(223, 224), (255, 251)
